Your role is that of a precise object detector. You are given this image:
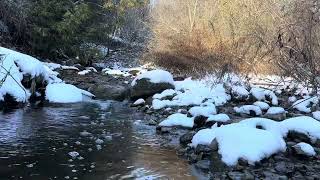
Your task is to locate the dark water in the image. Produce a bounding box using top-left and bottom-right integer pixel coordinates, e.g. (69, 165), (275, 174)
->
(0, 101), (206, 180)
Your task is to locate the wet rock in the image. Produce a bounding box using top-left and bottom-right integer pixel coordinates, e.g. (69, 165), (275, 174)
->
(130, 78), (175, 100)
(92, 84), (129, 101)
(275, 161), (294, 175)
(264, 113), (286, 121)
(195, 144), (212, 154)
(210, 151), (228, 172)
(263, 171), (288, 180)
(178, 109), (188, 114)
(147, 119), (157, 126)
(287, 131), (311, 143)
(195, 160), (211, 171)
(179, 131), (196, 145)
(228, 171), (254, 180)
(209, 139), (219, 151)
(194, 115), (208, 128)
(156, 126), (171, 134)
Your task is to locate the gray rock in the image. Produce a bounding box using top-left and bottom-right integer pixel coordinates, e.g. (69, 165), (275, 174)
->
(92, 84), (129, 101)
(195, 160), (211, 171)
(275, 161), (294, 175)
(130, 78), (174, 99)
(264, 113), (286, 121)
(195, 144), (212, 154)
(209, 139), (219, 151)
(179, 131), (196, 144)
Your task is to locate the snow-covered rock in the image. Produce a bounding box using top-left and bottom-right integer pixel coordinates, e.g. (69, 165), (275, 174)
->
(192, 123), (286, 166)
(266, 107), (286, 115)
(312, 111), (320, 121)
(234, 105), (262, 116)
(253, 101), (270, 111)
(130, 70), (175, 99)
(0, 47), (93, 104)
(131, 70), (174, 86)
(264, 107), (286, 121)
(250, 87), (278, 105)
(133, 98), (145, 106)
(189, 103), (217, 117)
(153, 89), (176, 100)
(231, 85), (249, 101)
(292, 142), (316, 156)
(159, 113), (194, 128)
(207, 114), (230, 123)
(281, 116), (320, 142)
(152, 79), (230, 109)
(292, 97), (318, 113)
(45, 83), (94, 103)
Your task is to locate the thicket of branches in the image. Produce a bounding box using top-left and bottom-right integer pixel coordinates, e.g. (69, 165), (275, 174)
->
(145, 0), (320, 85)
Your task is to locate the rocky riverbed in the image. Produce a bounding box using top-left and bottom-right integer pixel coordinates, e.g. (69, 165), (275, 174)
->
(55, 61), (320, 179)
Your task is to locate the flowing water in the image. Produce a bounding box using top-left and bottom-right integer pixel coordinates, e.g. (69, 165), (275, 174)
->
(0, 101), (207, 180)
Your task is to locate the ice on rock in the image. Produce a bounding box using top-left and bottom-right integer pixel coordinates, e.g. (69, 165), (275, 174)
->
(234, 105), (262, 116)
(159, 113), (194, 128)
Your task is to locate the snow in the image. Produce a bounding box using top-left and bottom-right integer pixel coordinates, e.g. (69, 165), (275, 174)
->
(152, 79), (230, 109)
(231, 85), (249, 97)
(207, 114), (230, 123)
(234, 105), (262, 116)
(45, 83), (94, 103)
(189, 103), (217, 117)
(215, 124), (286, 166)
(102, 68), (130, 77)
(281, 116), (320, 141)
(131, 70), (174, 86)
(239, 118), (288, 138)
(250, 87), (278, 105)
(153, 89), (176, 99)
(191, 123), (286, 166)
(253, 101), (270, 111)
(133, 98), (145, 106)
(191, 128), (217, 147)
(78, 70), (91, 75)
(0, 47), (94, 103)
(293, 142), (316, 156)
(158, 113), (194, 128)
(292, 97), (318, 113)
(288, 96), (297, 103)
(266, 107), (286, 115)
(312, 111), (320, 120)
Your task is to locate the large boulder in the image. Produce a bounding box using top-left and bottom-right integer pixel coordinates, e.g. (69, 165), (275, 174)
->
(90, 84), (129, 101)
(130, 70), (175, 99)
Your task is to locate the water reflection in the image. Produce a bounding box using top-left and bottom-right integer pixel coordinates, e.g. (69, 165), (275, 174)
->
(0, 101), (201, 180)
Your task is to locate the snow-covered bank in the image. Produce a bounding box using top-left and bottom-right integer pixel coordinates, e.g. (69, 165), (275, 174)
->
(128, 69), (320, 174)
(0, 47), (94, 105)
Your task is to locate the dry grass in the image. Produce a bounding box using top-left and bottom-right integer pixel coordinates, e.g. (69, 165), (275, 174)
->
(143, 0), (285, 77)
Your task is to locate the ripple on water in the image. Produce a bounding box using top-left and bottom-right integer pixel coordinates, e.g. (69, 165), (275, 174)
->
(0, 101), (200, 180)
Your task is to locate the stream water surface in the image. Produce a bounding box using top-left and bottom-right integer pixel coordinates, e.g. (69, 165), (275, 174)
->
(0, 101), (207, 180)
